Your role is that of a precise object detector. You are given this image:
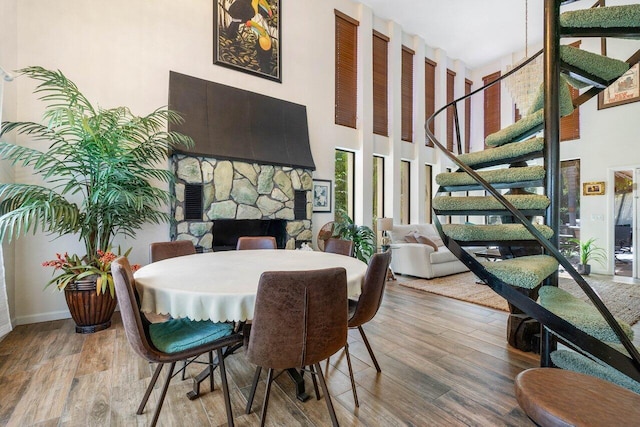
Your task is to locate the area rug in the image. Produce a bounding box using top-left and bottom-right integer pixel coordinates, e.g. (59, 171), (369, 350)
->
(399, 272), (640, 325)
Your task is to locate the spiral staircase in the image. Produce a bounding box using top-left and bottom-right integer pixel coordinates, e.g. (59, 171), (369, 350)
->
(427, 1), (640, 392)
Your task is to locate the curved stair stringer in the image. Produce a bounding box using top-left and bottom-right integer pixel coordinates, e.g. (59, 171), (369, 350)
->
(425, 58), (640, 380)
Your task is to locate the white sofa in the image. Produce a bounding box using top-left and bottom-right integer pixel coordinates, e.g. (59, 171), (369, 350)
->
(388, 223), (470, 279)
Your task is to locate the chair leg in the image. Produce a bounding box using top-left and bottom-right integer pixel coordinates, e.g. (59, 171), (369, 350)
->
(182, 360), (187, 380)
(209, 351), (215, 392)
(150, 361), (176, 427)
(309, 364), (321, 400)
(138, 363), (164, 415)
(358, 325), (381, 372)
(314, 362), (339, 427)
(344, 343), (359, 407)
(246, 366), (262, 414)
(259, 368), (275, 427)
(217, 348), (234, 427)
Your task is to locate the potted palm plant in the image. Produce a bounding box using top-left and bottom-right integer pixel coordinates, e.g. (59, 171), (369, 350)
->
(0, 66), (193, 333)
(569, 237), (607, 276)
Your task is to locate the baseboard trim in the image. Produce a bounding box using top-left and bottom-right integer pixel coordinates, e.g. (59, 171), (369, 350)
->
(14, 309), (71, 326)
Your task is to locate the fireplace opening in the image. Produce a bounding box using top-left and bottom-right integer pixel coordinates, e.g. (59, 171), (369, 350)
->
(212, 219), (287, 251)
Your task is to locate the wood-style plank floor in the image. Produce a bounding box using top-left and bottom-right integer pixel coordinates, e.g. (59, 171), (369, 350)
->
(0, 275), (540, 426)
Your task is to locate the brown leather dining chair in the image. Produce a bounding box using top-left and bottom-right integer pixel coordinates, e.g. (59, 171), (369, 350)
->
(324, 238), (354, 257)
(236, 236), (277, 250)
(245, 268), (348, 427)
(111, 256), (243, 427)
(149, 240), (196, 263)
(341, 251), (391, 407)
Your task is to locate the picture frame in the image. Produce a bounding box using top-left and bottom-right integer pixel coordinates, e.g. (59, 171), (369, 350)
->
(583, 181), (605, 196)
(213, 0), (281, 83)
(598, 63), (639, 110)
(312, 179), (332, 213)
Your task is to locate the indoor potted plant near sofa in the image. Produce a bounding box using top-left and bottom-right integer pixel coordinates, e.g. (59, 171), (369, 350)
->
(0, 66), (192, 332)
(569, 237), (607, 276)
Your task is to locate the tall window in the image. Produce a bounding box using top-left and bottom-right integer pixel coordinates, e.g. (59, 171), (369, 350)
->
(483, 71), (501, 147)
(425, 58), (436, 147)
(335, 10), (359, 128)
(373, 156), (385, 220)
(401, 46), (414, 142)
(335, 149), (355, 219)
(373, 31), (389, 136)
(400, 160), (411, 224)
(446, 69), (456, 152)
(465, 78), (472, 154)
(425, 164), (432, 224)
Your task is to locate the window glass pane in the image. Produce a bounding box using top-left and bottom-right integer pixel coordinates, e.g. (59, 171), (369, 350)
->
(335, 149), (355, 219)
(424, 164), (432, 224)
(560, 159), (581, 259)
(400, 161), (410, 224)
(373, 156), (385, 238)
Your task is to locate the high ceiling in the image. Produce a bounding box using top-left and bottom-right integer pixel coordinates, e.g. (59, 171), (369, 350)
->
(358, 0), (585, 69)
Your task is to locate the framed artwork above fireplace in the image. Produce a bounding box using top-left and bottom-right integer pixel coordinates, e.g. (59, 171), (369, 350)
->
(213, 0), (281, 82)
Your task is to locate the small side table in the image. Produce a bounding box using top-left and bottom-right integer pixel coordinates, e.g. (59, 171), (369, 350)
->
(380, 245), (397, 281)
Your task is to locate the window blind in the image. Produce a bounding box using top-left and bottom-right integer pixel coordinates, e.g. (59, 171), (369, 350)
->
(425, 58), (436, 146)
(335, 10), (359, 128)
(483, 71), (501, 147)
(465, 78), (472, 154)
(446, 69), (456, 152)
(401, 46), (414, 142)
(372, 31), (389, 136)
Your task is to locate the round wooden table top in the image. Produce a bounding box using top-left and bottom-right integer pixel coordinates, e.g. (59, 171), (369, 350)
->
(515, 368), (640, 426)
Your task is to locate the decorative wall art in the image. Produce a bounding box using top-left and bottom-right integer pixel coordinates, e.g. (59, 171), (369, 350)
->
(213, 0), (281, 82)
(583, 181), (605, 196)
(598, 63), (639, 109)
(312, 179), (332, 213)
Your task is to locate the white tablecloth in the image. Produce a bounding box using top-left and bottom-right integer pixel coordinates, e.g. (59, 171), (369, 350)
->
(134, 250), (368, 322)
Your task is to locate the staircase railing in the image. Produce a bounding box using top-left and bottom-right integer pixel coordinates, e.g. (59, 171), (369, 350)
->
(425, 45), (640, 381)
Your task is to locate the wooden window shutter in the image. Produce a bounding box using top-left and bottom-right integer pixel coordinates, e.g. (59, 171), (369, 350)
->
(425, 58), (436, 146)
(560, 40), (581, 142)
(372, 31), (389, 136)
(401, 46), (414, 142)
(446, 69), (456, 152)
(483, 71), (501, 146)
(465, 78), (472, 154)
(335, 10), (359, 128)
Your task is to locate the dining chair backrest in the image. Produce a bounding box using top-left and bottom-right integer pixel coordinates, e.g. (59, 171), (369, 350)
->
(324, 238), (354, 257)
(348, 251), (391, 328)
(236, 236), (277, 250)
(112, 256), (159, 362)
(246, 268), (348, 369)
(150, 240), (196, 263)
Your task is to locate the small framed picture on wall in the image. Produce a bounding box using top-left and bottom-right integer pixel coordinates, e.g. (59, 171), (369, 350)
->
(312, 179), (332, 213)
(583, 181), (605, 196)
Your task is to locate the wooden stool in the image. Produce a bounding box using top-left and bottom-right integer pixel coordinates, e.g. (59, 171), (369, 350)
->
(515, 368), (640, 426)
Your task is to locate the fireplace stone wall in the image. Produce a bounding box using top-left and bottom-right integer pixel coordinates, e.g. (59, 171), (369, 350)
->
(171, 154), (313, 249)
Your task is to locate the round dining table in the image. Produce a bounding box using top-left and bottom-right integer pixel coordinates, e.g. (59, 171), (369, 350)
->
(135, 249), (368, 402)
(134, 249), (369, 323)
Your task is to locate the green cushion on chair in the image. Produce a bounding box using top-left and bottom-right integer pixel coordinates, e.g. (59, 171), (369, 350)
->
(149, 318), (234, 353)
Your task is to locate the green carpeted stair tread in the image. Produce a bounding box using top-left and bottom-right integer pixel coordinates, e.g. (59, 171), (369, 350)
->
(442, 223), (554, 242)
(435, 165), (545, 187)
(456, 138), (544, 169)
(539, 286), (633, 343)
(433, 194), (550, 212)
(485, 79), (574, 147)
(527, 75), (578, 115)
(560, 4), (640, 29)
(483, 254), (559, 289)
(551, 349), (640, 395)
(560, 45), (630, 85)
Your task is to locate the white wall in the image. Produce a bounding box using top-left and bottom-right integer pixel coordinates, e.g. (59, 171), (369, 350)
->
(4, 0), (470, 324)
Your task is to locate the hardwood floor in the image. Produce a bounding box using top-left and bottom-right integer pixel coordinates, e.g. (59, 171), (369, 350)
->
(0, 276), (539, 426)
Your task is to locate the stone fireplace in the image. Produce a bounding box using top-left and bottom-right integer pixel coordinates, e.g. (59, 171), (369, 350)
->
(171, 155), (313, 250)
(168, 72), (316, 250)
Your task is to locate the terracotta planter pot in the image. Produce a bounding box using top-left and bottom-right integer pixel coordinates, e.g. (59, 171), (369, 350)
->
(64, 276), (117, 334)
